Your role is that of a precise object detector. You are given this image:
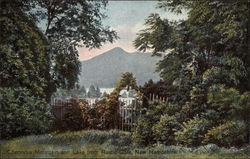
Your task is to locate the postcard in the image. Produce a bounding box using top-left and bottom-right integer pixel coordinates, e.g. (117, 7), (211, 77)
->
(0, 0), (249, 159)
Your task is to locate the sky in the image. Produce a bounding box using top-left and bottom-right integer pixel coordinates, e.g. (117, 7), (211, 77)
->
(78, 1), (187, 61)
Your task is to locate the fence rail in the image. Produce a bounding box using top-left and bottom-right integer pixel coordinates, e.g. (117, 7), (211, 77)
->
(148, 93), (168, 103)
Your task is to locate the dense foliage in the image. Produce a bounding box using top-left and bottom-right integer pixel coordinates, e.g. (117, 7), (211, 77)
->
(133, 0), (249, 147)
(0, 87), (54, 139)
(54, 72), (138, 131)
(87, 85), (102, 98)
(0, 0), (117, 139)
(0, 10), (53, 101)
(54, 98), (105, 131)
(0, 0), (117, 101)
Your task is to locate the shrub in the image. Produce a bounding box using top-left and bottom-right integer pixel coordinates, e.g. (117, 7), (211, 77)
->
(204, 121), (247, 147)
(176, 117), (213, 146)
(0, 87), (54, 139)
(54, 97), (121, 131)
(152, 115), (182, 145)
(132, 101), (167, 146)
(132, 117), (154, 146)
(58, 98), (89, 131)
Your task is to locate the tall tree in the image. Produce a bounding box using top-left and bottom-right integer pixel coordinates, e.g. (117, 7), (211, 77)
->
(0, 0), (118, 100)
(87, 85), (96, 98)
(0, 1), (54, 101)
(134, 0), (250, 145)
(80, 85), (87, 97)
(96, 86), (101, 98)
(134, 0), (249, 101)
(32, 0), (118, 90)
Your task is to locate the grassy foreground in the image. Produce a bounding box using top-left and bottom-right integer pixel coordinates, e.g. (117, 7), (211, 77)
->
(0, 130), (249, 159)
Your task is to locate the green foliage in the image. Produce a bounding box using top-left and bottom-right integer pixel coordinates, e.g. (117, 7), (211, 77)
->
(0, 0), (118, 101)
(87, 85), (101, 98)
(204, 121), (247, 147)
(32, 0), (118, 90)
(1, 131), (249, 159)
(115, 72), (138, 92)
(52, 85), (88, 99)
(58, 73), (139, 131)
(133, 0), (250, 147)
(152, 115), (181, 145)
(57, 98), (89, 131)
(140, 79), (175, 108)
(208, 85), (250, 122)
(134, 13), (176, 54)
(176, 117), (213, 147)
(133, 101), (174, 146)
(54, 98), (111, 131)
(132, 117), (154, 146)
(0, 13), (53, 101)
(79, 86), (87, 97)
(0, 87), (54, 139)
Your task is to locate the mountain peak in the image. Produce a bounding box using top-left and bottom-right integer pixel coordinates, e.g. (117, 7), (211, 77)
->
(109, 47), (126, 53)
(80, 47), (161, 88)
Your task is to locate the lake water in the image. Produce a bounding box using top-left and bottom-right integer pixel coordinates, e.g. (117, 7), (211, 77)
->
(86, 88), (131, 95)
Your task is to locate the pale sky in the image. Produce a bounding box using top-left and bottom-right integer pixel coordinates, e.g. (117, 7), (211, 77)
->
(78, 1), (187, 61)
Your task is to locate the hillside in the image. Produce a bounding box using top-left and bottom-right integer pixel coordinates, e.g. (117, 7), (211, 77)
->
(79, 47), (161, 88)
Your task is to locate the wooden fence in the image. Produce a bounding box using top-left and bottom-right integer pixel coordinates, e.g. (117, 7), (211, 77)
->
(148, 93), (169, 103)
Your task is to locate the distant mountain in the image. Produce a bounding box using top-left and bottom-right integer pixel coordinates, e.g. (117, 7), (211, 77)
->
(79, 47), (161, 88)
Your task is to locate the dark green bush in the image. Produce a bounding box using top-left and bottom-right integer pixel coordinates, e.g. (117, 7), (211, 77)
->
(176, 117), (213, 147)
(132, 101), (167, 146)
(132, 117), (154, 146)
(0, 87), (54, 139)
(204, 121), (247, 147)
(58, 98), (90, 131)
(152, 115), (182, 145)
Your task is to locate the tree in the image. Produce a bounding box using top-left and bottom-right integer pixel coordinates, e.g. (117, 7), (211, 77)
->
(79, 85), (87, 97)
(0, 0), (118, 101)
(0, 87), (54, 139)
(96, 86), (102, 98)
(32, 0), (118, 90)
(115, 72), (138, 92)
(0, 3), (54, 101)
(99, 72), (138, 130)
(133, 0), (249, 146)
(134, 0), (249, 91)
(102, 91), (109, 97)
(87, 85), (96, 98)
(140, 79), (175, 108)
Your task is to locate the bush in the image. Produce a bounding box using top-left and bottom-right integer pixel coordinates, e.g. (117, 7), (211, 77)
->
(55, 97), (121, 131)
(0, 87), (54, 139)
(204, 121), (247, 147)
(176, 117), (213, 146)
(132, 101), (167, 146)
(58, 98), (89, 131)
(152, 115), (182, 145)
(132, 118), (154, 146)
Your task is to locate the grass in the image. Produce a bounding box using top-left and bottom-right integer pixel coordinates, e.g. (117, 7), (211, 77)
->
(0, 130), (249, 159)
